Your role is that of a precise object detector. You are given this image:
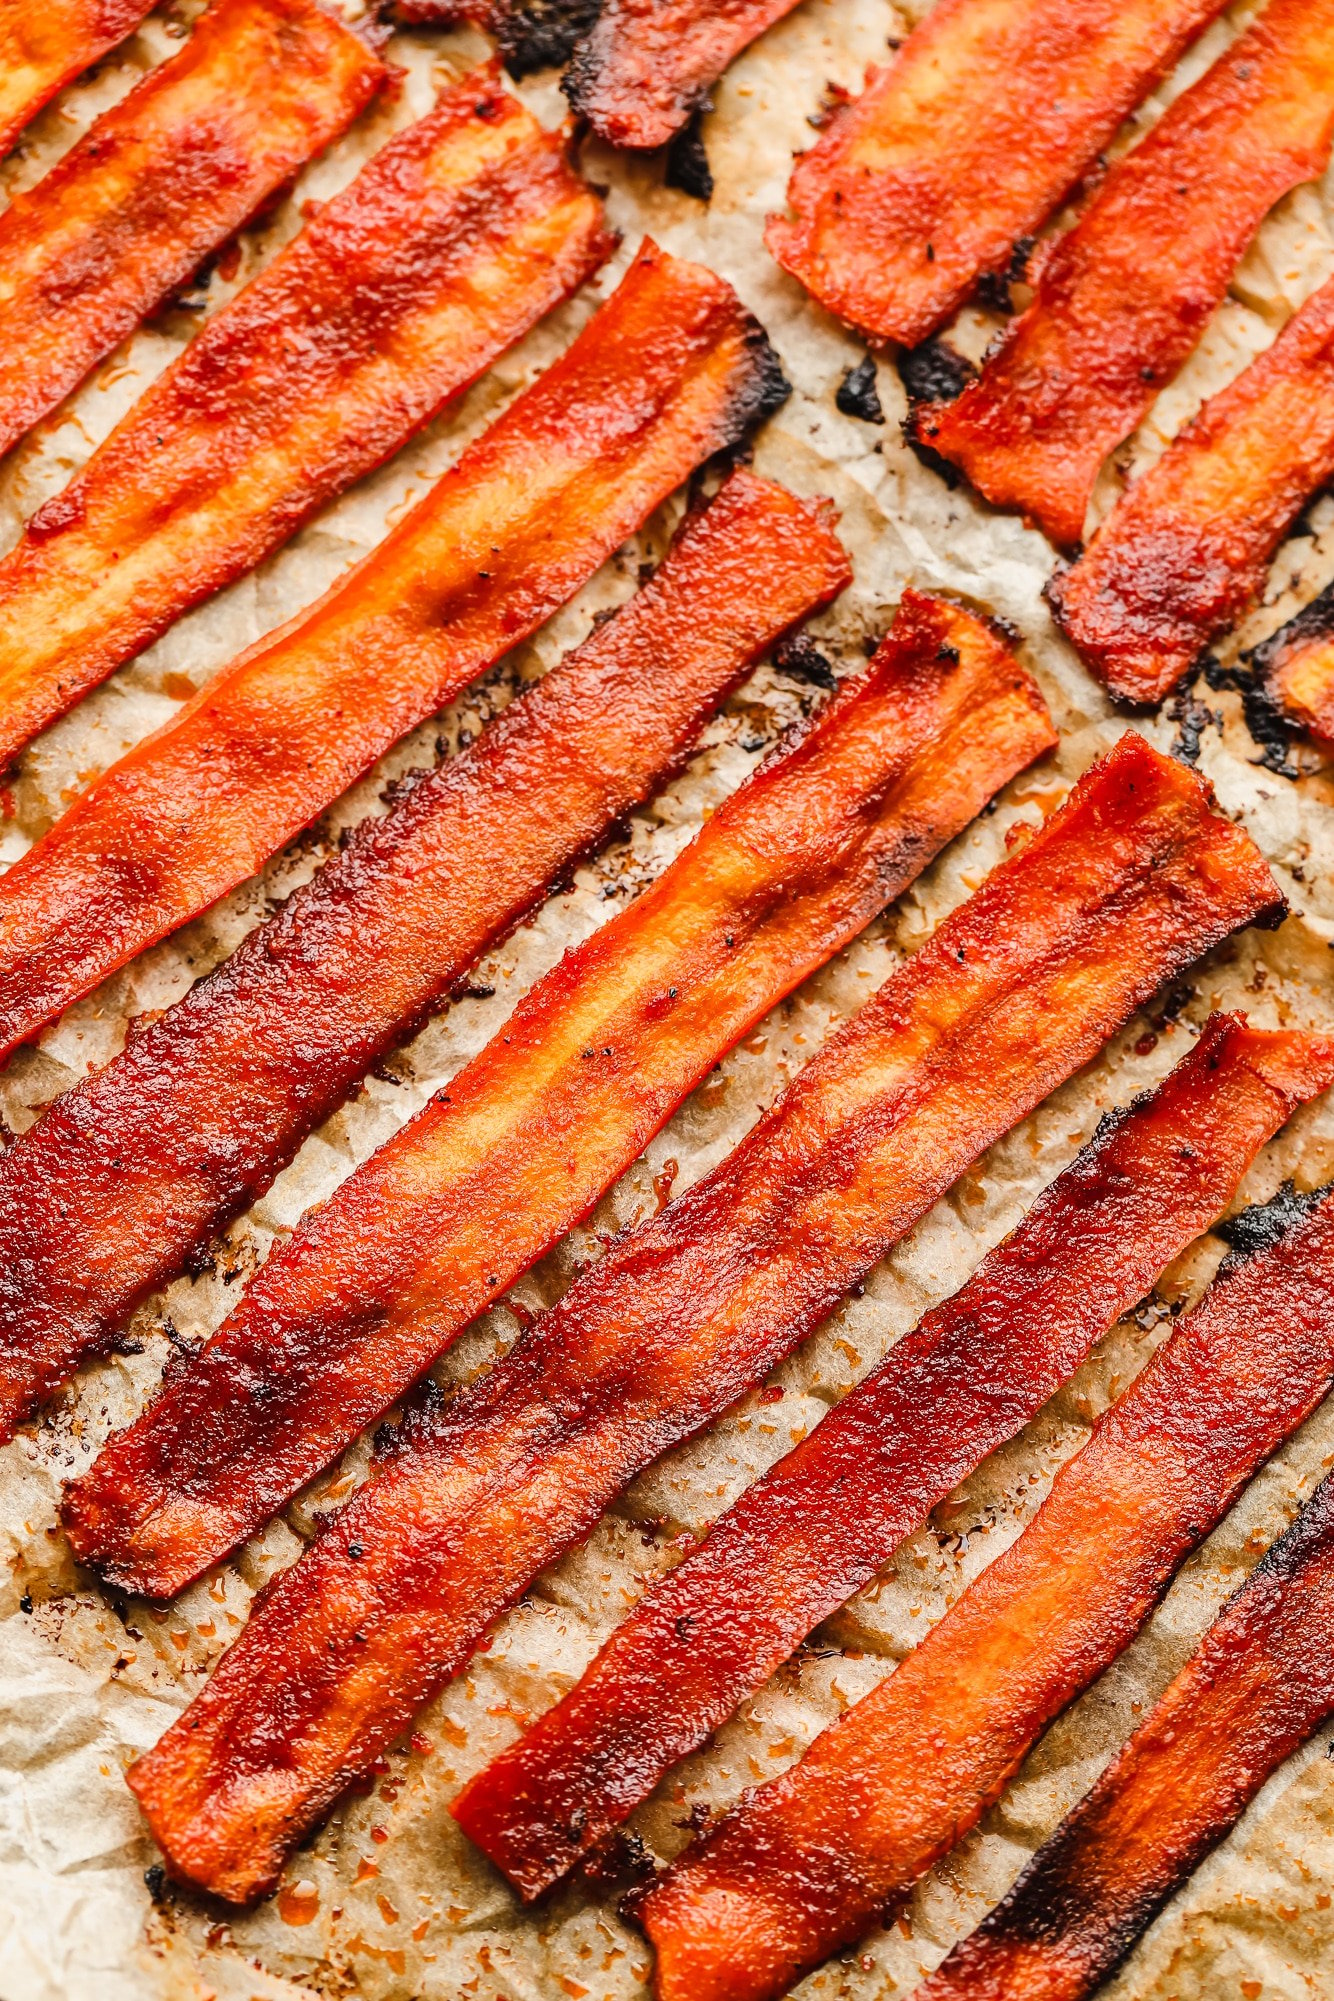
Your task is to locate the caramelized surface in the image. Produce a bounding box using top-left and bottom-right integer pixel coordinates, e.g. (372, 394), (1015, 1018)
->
(565, 0), (802, 149)
(1257, 576), (1334, 746)
(0, 0), (153, 156)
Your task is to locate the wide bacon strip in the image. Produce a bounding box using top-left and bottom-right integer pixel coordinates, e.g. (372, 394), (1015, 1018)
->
(916, 1413), (1334, 2001)
(0, 0), (154, 158)
(0, 469), (849, 1437)
(459, 1016), (1334, 1901)
(639, 1182), (1334, 2001)
(764, 0), (1228, 350)
(0, 0), (385, 466)
(0, 241), (785, 1056)
(0, 67), (613, 767)
(564, 0), (802, 150)
(913, 0), (1334, 551)
(125, 737), (1280, 1904)
(1049, 269), (1334, 703)
(1256, 579), (1334, 747)
(65, 591), (1052, 1598)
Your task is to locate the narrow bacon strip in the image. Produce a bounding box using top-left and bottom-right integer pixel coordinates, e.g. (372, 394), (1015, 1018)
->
(764, 0), (1228, 350)
(1255, 579), (1334, 747)
(0, 0), (385, 466)
(0, 471), (848, 1439)
(124, 737), (1279, 1904)
(65, 591), (1052, 1598)
(460, 1016), (1334, 1902)
(0, 242), (785, 1056)
(564, 0), (802, 150)
(1048, 270), (1334, 703)
(0, 0), (154, 158)
(638, 1186), (1334, 2001)
(0, 69), (613, 767)
(916, 1414), (1334, 2001)
(912, 0), (1334, 550)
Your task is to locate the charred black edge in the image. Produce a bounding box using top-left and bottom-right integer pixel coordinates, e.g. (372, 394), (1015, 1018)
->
(398, 0), (603, 73)
(664, 107), (713, 201)
(562, 9), (611, 109)
(1215, 1177), (1332, 1274)
(1240, 575), (1334, 763)
(835, 353), (884, 425)
(899, 339), (975, 487)
(717, 312), (792, 448)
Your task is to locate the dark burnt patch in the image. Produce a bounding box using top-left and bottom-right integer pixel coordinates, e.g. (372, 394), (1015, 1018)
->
(1216, 1179), (1328, 1272)
(664, 106), (713, 201)
(900, 340), (974, 485)
(773, 633), (836, 690)
(835, 353), (884, 425)
(1201, 653), (1298, 778)
(501, 0), (603, 74)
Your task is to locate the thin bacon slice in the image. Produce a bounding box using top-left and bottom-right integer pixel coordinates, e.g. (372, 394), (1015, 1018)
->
(916, 1382), (1334, 2001)
(0, 67), (613, 767)
(0, 0), (385, 465)
(0, 469), (849, 1437)
(123, 736), (1280, 1904)
(912, 0), (1334, 551)
(1048, 270), (1334, 703)
(764, 0), (1229, 350)
(564, 0), (802, 150)
(65, 590), (1052, 1599)
(0, 0), (154, 158)
(1255, 579), (1334, 747)
(459, 1016), (1334, 1902)
(0, 241), (786, 1057)
(637, 1179), (1334, 2001)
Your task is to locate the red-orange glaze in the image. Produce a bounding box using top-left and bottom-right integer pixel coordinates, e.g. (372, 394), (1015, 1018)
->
(913, 0), (1334, 550)
(765, 0), (1228, 349)
(124, 736), (1278, 1905)
(0, 0), (154, 156)
(0, 67), (612, 766)
(66, 592), (1049, 1601)
(639, 1181), (1334, 2001)
(565, 0), (803, 149)
(462, 1016), (1334, 1905)
(0, 0), (385, 464)
(1255, 576), (1334, 747)
(0, 469), (849, 1437)
(0, 241), (785, 1056)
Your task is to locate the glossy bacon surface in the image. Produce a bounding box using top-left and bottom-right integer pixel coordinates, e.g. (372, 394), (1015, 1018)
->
(66, 591), (1050, 1600)
(1256, 578), (1334, 747)
(0, 0), (153, 158)
(0, 0), (384, 466)
(640, 1176), (1334, 2001)
(917, 1411), (1334, 2001)
(1049, 270), (1334, 703)
(0, 242), (785, 1056)
(0, 469), (848, 1437)
(0, 68), (612, 767)
(912, 0), (1334, 550)
(764, 0), (1228, 350)
(124, 736), (1278, 1905)
(565, 0), (802, 150)
(460, 1017), (1334, 1902)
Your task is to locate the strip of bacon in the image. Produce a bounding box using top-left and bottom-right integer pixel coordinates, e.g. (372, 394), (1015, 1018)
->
(0, 469), (848, 1437)
(911, 0), (1334, 550)
(390, 0), (602, 79)
(0, 68), (613, 767)
(564, 0), (802, 150)
(65, 590), (1052, 1598)
(459, 1016), (1334, 1902)
(764, 0), (1229, 351)
(637, 1181), (1334, 2001)
(0, 0), (154, 158)
(123, 737), (1280, 1904)
(915, 1395), (1334, 2001)
(0, 0), (385, 466)
(0, 241), (786, 1056)
(1255, 579), (1334, 747)
(1048, 270), (1334, 703)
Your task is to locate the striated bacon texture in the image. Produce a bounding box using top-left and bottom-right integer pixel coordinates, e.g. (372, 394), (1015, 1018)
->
(912, 0), (1334, 550)
(65, 591), (1050, 1599)
(916, 1364), (1334, 2001)
(123, 735), (1279, 1904)
(1256, 577), (1334, 747)
(564, 0), (803, 150)
(0, 469), (849, 1436)
(638, 1174), (1334, 2001)
(0, 0), (154, 158)
(764, 0), (1228, 350)
(0, 0), (385, 465)
(1049, 270), (1334, 703)
(460, 1016), (1334, 1903)
(0, 67), (613, 767)
(0, 241), (786, 1056)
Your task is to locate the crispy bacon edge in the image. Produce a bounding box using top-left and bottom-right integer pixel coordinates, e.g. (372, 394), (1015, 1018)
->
(122, 736), (1279, 1905)
(1255, 578), (1334, 748)
(563, 0), (802, 150)
(390, 0), (603, 78)
(458, 1015), (1334, 1904)
(0, 0), (154, 157)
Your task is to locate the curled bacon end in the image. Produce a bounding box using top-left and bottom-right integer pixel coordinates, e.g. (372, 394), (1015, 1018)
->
(1256, 580), (1334, 748)
(564, 0), (803, 150)
(0, 0), (154, 157)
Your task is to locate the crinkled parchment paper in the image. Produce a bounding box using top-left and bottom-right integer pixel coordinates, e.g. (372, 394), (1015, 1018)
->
(3, 3), (1334, 1996)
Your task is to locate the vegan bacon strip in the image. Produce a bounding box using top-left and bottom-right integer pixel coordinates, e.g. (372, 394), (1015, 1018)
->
(0, 469), (849, 1437)
(639, 1181), (1334, 2001)
(0, 0), (154, 158)
(0, 0), (385, 465)
(460, 1016), (1334, 1902)
(0, 67), (613, 767)
(1049, 270), (1334, 703)
(912, 0), (1334, 551)
(564, 0), (803, 150)
(1255, 578), (1334, 747)
(0, 241), (786, 1057)
(765, 0), (1228, 350)
(125, 736), (1280, 1904)
(66, 591), (1052, 1600)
